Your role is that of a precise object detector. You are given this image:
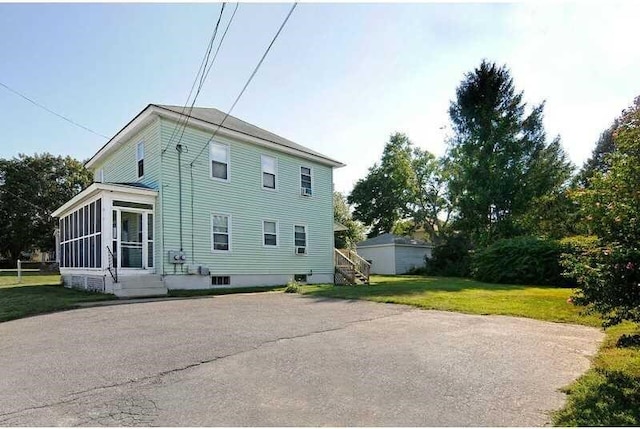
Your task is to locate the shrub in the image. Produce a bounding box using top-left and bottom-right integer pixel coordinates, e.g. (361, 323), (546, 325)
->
(471, 236), (568, 286)
(562, 242), (640, 326)
(424, 235), (472, 277)
(284, 280), (300, 293)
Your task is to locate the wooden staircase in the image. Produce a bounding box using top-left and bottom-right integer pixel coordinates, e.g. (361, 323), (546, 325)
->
(334, 248), (371, 285)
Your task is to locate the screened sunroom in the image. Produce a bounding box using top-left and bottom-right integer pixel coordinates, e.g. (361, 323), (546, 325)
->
(52, 182), (158, 293)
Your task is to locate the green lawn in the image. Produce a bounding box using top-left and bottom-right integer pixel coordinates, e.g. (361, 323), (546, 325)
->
(0, 270), (62, 287)
(0, 272), (114, 323)
(300, 275), (640, 426)
(301, 275), (601, 326)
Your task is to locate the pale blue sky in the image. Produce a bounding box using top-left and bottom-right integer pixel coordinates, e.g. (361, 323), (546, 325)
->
(1, 2), (639, 193)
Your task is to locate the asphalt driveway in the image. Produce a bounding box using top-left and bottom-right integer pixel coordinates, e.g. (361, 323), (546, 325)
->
(0, 292), (603, 426)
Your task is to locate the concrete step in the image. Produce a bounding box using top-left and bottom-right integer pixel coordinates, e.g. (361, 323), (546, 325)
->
(114, 275), (167, 297)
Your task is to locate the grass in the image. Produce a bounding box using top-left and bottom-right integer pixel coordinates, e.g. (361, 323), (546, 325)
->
(0, 270), (62, 287)
(300, 275), (601, 326)
(300, 274), (640, 426)
(0, 280), (114, 323)
(552, 322), (640, 426)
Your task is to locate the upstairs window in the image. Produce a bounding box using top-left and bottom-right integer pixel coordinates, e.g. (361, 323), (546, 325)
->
(136, 142), (144, 178)
(263, 220), (278, 246)
(261, 155), (276, 190)
(301, 166), (312, 196)
(212, 214), (230, 252)
(210, 142), (230, 181)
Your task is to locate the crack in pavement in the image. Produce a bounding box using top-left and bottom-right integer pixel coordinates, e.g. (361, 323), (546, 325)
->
(0, 310), (408, 422)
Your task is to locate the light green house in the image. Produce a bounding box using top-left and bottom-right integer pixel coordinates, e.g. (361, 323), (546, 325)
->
(52, 104), (346, 297)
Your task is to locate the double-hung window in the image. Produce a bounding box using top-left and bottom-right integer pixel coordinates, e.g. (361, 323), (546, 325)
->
(294, 225), (307, 255)
(210, 142), (229, 181)
(212, 214), (231, 251)
(301, 166), (312, 195)
(136, 142), (144, 178)
(263, 220), (278, 246)
(261, 155), (276, 190)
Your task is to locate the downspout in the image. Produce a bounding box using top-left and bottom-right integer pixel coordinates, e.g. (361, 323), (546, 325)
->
(159, 118), (166, 276)
(176, 143), (184, 253)
(190, 165), (195, 265)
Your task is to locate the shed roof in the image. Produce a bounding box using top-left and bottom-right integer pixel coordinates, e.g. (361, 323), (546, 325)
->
(357, 233), (431, 247)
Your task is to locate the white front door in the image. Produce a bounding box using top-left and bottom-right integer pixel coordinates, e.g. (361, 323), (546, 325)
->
(113, 208), (154, 270)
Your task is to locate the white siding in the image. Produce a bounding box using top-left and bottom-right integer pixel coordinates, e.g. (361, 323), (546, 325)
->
(394, 245), (432, 274)
(356, 245), (396, 275)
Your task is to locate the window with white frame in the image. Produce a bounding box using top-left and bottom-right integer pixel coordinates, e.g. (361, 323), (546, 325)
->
(136, 141), (144, 178)
(212, 214), (230, 251)
(261, 155), (276, 189)
(294, 225), (307, 254)
(301, 166), (312, 195)
(210, 142), (229, 181)
(263, 220), (278, 246)
(59, 198), (102, 268)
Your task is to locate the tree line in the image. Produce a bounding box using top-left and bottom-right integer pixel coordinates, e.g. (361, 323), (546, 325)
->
(344, 59), (640, 328)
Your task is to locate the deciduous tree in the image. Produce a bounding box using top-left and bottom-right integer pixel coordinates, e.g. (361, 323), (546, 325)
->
(0, 153), (92, 262)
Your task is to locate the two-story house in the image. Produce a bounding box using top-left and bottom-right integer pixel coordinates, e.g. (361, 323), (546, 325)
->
(52, 104), (348, 297)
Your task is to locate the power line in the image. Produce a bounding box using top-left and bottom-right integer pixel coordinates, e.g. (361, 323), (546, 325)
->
(0, 187), (51, 216)
(189, 2), (298, 167)
(161, 3), (232, 154)
(0, 81), (109, 139)
(172, 2), (240, 153)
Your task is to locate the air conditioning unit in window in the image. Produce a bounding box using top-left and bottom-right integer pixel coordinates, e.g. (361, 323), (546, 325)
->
(301, 187), (312, 197)
(296, 246), (307, 255)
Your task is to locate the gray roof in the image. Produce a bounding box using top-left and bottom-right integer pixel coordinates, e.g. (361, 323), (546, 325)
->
(106, 182), (155, 190)
(357, 233), (431, 247)
(154, 104), (344, 166)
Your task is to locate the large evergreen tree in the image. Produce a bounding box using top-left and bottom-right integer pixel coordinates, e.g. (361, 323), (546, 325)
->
(446, 60), (573, 245)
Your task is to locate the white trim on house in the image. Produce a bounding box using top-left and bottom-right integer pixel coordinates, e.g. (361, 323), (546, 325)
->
(85, 105), (345, 170)
(262, 219), (279, 248)
(209, 140), (230, 183)
(136, 141), (145, 179)
(211, 212), (232, 253)
(52, 183), (158, 218)
(261, 154), (278, 191)
(293, 224), (308, 256)
(300, 165), (313, 197)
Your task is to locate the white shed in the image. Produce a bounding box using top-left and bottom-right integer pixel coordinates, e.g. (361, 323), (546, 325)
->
(356, 233), (432, 275)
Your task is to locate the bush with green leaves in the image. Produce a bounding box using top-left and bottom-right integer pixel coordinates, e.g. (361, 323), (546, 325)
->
(471, 236), (568, 286)
(284, 280), (300, 293)
(424, 235), (471, 277)
(568, 97), (640, 326)
(563, 243), (640, 326)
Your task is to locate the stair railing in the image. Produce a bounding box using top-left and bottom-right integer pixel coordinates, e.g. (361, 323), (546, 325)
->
(341, 249), (371, 284)
(334, 249), (356, 285)
(106, 246), (118, 283)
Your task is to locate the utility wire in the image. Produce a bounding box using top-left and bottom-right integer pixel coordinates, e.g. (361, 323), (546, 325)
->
(0, 81), (109, 139)
(189, 2), (298, 167)
(0, 187), (51, 216)
(161, 3), (230, 154)
(173, 2), (239, 153)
